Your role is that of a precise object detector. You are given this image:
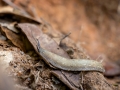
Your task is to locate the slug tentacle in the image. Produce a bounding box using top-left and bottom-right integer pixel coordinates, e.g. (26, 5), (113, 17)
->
(36, 39), (105, 73)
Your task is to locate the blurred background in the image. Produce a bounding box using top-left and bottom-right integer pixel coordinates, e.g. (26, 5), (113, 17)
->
(8, 0), (120, 76)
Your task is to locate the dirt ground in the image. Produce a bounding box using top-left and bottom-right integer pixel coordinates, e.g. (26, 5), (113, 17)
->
(0, 0), (120, 90)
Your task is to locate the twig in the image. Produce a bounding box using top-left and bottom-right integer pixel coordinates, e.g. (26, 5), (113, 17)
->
(60, 32), (71, 46)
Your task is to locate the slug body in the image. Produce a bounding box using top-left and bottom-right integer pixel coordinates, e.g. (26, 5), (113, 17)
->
(37, 40), (105, 73)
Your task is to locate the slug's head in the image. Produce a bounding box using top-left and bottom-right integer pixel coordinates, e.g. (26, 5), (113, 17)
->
(36, 39), (41, 52)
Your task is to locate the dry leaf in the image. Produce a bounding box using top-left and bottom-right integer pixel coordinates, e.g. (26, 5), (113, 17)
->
(0, 26), (25, 51)
(0, 12), (40, 24)
(0, 6), (13, 12)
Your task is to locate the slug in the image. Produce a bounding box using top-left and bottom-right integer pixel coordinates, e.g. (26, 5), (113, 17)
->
(36, 39), (105, 73)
